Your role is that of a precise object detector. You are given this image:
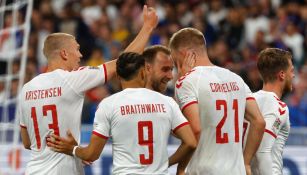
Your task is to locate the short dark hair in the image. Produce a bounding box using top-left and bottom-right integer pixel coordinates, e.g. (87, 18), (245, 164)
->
(169, 28), (206, 50)
(116, 52), (145, 80)
(257, 48), (292, 83)
(142, 45), (170, 63)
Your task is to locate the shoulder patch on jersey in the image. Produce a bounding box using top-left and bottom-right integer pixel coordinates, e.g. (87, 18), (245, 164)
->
(272, 118), (281, 131)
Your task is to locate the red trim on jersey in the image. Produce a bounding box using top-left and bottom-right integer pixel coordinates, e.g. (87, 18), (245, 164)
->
(265, 129), (277, 138)
(102, 64), (107, 83)
(181, 101), (198, 112)
(246, 97), (255, 100)
(279, 108), (286, 115)
(176, 82), (183, 89)
(278, 102), (287, 108)
(173, 122), (189, 133)
(92, 131), (109, 140)
(20, 124), (27, 129)
(78, 66), (86, 71)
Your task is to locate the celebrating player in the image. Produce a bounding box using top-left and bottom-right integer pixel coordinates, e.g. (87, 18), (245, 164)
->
(143, 45), (174, 93)
(169, 28), (265, 175)
(48, 52), (197, 174)
(18, 5), (158, 175)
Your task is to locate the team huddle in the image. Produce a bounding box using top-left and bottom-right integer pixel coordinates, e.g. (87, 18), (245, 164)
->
(18, 6), (294, 175)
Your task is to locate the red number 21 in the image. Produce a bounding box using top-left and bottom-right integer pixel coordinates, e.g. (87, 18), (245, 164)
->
(31, 104), (60, 149)
(216, 99), (239, 144)
(138, 121), (153, 165)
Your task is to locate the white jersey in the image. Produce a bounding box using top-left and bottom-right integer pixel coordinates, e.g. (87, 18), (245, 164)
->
(18, 65), (107, 175)
(244, 90), (290, 175)
(93, 88), (188, 174)
(175, 66), (253, 175)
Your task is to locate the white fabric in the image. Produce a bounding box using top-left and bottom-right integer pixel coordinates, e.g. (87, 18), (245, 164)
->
(19, 65), (106, 175)
(248, 90), (290, 175)
(93, 88), (187, 175)
(175, 66), (252, 175)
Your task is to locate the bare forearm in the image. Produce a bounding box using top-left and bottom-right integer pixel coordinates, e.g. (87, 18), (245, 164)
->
(243, 122), (265, 164)
(176, 150), (193, 174)
(169, 143), (195, 167)
(124, 25), (153, 54)
(76, 146), (99, 162)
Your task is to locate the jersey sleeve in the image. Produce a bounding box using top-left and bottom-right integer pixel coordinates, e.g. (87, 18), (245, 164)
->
(175, 76), (198, 111)
(168, 98), (189, 132)
(92, 100), (111, 140)
(18, 93), (27, 128)
(64, 65), (107, 95)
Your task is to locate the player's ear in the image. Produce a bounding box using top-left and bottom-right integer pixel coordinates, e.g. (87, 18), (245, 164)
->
(278, 70), (286, 81)
(59, 49), (68, 61)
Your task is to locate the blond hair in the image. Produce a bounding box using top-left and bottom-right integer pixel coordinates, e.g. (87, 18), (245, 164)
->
(43, 33), (75, 59)
(169, 28), (206, 51)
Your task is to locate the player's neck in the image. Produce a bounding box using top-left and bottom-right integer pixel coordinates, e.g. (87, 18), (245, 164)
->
(46, 60), (69, 72)
(121, 79), (144, 89)
(262, 82), (283, 98)
(195, 56), (214, 67)
(145, 82), (153, 91)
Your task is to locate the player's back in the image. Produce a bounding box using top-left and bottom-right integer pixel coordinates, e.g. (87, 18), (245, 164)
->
(175, 66), (249, 175)
(19, 66), (106, 175)
(250, 90), (290, 175)
(94, 88), (187, 174)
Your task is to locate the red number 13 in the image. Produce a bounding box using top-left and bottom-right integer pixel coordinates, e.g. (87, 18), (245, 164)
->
(31, 104), (60, 149)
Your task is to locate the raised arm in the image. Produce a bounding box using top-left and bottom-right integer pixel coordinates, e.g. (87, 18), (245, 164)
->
(244, 99), (266, 174)
(104, 5), (158, 80)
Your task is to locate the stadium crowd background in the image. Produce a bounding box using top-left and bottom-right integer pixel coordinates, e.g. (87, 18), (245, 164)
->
(0, 0), (306, 126)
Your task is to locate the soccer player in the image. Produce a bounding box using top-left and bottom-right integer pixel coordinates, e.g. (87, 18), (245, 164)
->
(169, 28), (265, 175)
(245, 48), (294, 175)
(19, 6), (158, 175)
(48, 52), (197, 174)
(143, 45), (174, 93)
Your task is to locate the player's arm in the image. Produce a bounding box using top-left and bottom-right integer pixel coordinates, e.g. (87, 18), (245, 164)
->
(20, 127), (31, 150)
(244, 99), (266, 172)
(170, 124), (197, 175)
(48, 131), (107, 162)
(103, 5), (158, 80)
(169, 124), (197, 167)
(182, 103), (201, 141)
(174, 104), (200, 174)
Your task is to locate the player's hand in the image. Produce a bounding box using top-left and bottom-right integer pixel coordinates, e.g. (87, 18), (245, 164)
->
(245, 164), (252, 175)
(180, 51), (196, 76)
(47, 130), (77, 156)
(143, 5), (158, 30)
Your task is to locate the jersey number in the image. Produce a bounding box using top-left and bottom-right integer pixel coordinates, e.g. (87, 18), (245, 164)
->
(216, 99), (239, 144)
(31, 104), (59, 149)
(138, 121), (153, 165)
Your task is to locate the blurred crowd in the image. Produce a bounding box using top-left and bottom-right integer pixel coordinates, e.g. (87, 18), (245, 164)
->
(0, 0), (306, 126)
